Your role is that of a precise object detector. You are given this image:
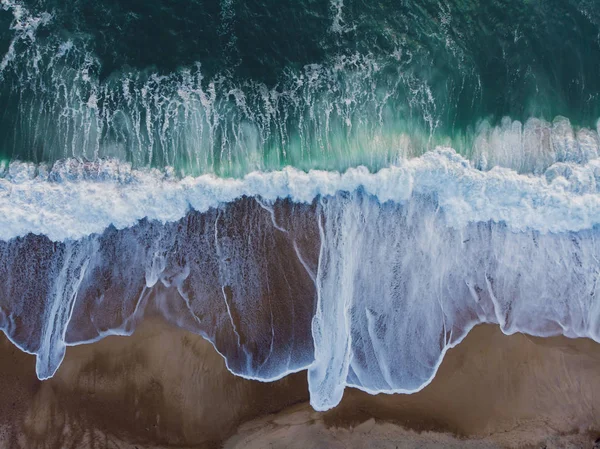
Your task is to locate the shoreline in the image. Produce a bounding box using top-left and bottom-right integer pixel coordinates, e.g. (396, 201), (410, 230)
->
(1, 318), (599, 448)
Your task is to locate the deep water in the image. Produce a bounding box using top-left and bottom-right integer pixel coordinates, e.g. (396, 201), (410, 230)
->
(1, 0), (600, 174)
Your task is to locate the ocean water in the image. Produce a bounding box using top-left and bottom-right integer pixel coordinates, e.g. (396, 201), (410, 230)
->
(1, 0), (600, 411)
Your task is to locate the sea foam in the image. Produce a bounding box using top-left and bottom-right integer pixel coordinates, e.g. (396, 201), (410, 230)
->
(2, 148), (600, 242)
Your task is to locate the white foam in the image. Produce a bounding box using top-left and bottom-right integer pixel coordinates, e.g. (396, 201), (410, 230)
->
(0, 0), (51, 76)
(309, 191), (600, 410)
(2, 149), (600, 241)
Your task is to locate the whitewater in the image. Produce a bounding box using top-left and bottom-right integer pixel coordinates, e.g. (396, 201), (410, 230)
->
(4, 146), (600, 241)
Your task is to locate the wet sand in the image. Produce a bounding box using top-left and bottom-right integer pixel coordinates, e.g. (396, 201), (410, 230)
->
(1, 318), (599, 448)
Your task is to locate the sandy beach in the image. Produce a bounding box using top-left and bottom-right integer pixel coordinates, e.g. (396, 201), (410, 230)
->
(1, 317), (599, 449)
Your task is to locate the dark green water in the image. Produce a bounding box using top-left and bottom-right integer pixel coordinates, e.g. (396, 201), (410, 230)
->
(1, 0), (600, 175)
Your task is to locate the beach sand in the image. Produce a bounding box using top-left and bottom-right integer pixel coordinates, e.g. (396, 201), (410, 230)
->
(1, 318), (599, 448)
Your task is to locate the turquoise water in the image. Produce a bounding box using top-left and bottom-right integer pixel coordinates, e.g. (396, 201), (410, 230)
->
(1, 0), (600, 175)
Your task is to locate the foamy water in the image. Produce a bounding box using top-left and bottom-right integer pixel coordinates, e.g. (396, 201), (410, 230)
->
(3, 147), (600, 242)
